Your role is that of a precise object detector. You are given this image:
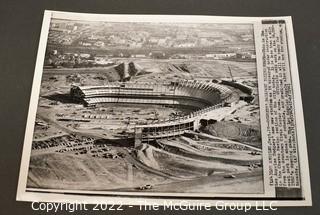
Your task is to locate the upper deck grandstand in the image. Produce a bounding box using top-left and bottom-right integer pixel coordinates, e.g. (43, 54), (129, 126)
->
(70, 80), (234, 108)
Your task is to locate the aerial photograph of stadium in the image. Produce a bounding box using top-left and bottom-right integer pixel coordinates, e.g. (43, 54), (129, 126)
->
(27, 17), (264, 195)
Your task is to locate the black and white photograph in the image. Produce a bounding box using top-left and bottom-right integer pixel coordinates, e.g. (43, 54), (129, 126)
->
(16, 11), (311, 206)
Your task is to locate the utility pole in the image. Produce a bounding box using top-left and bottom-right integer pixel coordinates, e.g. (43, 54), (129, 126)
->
(125, 117), (131, 130)
(127, 163), (133, 186)
(228, 65), (235, 82)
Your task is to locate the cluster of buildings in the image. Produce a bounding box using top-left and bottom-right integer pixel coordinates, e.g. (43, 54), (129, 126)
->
(44, 50), (114, 68)
(48, 20), (254, 50)
(170, 52), (256, 60)
(45, 48), (256, 68)
(48, 22), (83, 45)
(73, 34), (251, 49)
(45, 20), (256, 68)
(205, 52), (256, 60)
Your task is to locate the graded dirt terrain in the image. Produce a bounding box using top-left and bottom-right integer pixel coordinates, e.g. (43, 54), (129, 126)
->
(28, 59), (263, 194)
(128, 59), (257, 82)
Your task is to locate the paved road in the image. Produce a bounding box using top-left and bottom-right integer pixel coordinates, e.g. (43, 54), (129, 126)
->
(112, 168), (262, 193)
(145, 168), (262, 193)
(186, 130), (262, 152)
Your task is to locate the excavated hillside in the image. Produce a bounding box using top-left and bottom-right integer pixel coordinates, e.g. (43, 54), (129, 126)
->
(200, 121), (261, 148)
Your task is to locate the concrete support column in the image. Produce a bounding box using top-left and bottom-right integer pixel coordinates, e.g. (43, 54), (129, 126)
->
(193, 118), (200, 131)
(134, 127), (142, 148)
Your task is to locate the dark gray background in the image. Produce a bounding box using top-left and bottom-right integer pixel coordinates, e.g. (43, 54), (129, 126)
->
(0, 0), (319, 214)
